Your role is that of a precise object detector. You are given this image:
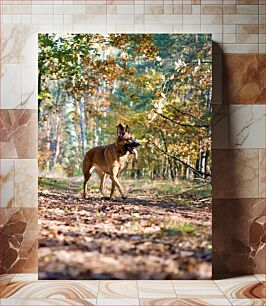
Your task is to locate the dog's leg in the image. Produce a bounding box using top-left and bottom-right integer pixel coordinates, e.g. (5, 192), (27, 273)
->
(95, 169), (106, 197)
(110, 180), (115, 199)
(83, 166), (94, 199)
(83, 176), (89, 199)
(99, 173), (106, 197)
(110, 174), (126, 199)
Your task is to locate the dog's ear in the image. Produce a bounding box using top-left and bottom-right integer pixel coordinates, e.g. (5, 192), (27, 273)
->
(117, 123), (125, 136)
(125, 125), (130, 134)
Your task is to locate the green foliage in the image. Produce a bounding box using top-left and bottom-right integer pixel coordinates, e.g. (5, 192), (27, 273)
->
(38, 34), (212, 180)
(38, 177), (70, 190)
(163, 223), (196, 236)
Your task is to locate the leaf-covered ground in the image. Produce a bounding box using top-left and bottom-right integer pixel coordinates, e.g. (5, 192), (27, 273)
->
(38, 177), (212, 280)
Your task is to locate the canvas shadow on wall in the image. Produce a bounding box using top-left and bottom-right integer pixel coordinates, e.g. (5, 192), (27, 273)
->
(38, 33), (212, 280)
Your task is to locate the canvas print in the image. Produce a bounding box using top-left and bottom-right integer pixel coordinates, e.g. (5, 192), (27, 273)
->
(38, 34), (212, 280)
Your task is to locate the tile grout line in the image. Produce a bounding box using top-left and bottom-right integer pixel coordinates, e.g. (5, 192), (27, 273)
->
(135, 279), (140, 306)
(96, 280), (100, 305)
(213, 279), (231, 303)
(258, 146), (260, 197)
(171, 279), (179, 298)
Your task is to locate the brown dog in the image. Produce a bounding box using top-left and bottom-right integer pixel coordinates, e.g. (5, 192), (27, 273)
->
(82, 124), (140, 199)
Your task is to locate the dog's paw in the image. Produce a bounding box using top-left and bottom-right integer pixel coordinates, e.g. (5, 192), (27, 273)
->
(105, 195), (114, 200)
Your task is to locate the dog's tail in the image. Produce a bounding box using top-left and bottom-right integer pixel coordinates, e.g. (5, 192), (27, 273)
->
(82, 150), (92, 176)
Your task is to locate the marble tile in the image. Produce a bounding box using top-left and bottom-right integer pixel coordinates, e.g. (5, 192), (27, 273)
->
(11, 274), (38, 282)
(212, 33), (223, 44)
(259, 44), (265, 54)
(236, 0), (259, 4)
(138, 281), (176, 298)
(183, 5), (192, 14)
(107, 5), (117, 15)
(201, 25), (222, 33)
(1, 281), (99, 299)
(237, 25), (259, 34)
(86, 5), (107, 15)
(107, 14), (134, 25)
(223, 5), (237, 14)
(222, 54), (264, 104)
(116, 24), (135, 32)
(0, 159), (37, 208)
(223, 33), (236, 43)
(173, 5), (183, 14)
(237, 34), (259, 44)
(163, 4), (174, 14)
(21, 63), (38, 109)
(1, 25), (38, 64)
(139, 298), (232, 305)
(0, 208), (38, 274)
(172, 280), (225, 298)
(32, 15), (54, 25)
(144, 14), (182, 24)
(223, 15), (258, 25)
(0, 159), (15, 208)
(98, 281), (138, 299)
(14, 159), (38, 207)
(201, 5), (223, 14)
(144, 24), (174, 33)
(259, 34), (265, 44)
(0, 110), (38, 159)
(237, 4), (259, 14)
(259, 149), (266, 198)
(192, 5), (200, 14)
(2, 15), (12, 24)
(0, 299), (96, 305)
(229, 300), (266, 306)
(213, 199), (266, 276)
(0, 274), (14, 292)
(97, 299), (139, 305)
(201, 0), (223, 3)
(201, 15), (223, 24)
(1, 64), (22, 109)
(212, 150), (259, 198)
(254, 274), (266, 283)
(222, 44), (258, 53)
(183, 24), (201, 33)
(223, 25), (237, 33)
(2, 4), (12, 14)
(135, 15), (145, 24)
(183, 15), (200, 24)
(144, 5), (164, 15)
(32, 4), (54, 15)
(228, 105), (265, 149)
(259, 4), (265, 14)
(215, 276), (265, 299)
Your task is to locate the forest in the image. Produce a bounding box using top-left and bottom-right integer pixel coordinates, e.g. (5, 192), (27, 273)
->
(38, 34), (212, 181)
(38, 34), (212, 280)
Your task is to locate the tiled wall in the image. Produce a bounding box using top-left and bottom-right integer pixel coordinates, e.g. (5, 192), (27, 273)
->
(0, 0), (265, 278)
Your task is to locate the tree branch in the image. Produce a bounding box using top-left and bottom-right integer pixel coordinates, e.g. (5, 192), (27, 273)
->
(169, 105), (210, 127)
(149, 139), (211, 179)
(153, 110), (209, 129)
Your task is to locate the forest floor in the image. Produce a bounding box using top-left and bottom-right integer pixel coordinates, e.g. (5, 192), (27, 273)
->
(38, 176), (212, 280)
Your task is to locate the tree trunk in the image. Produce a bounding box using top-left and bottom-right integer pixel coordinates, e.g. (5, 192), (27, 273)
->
(79, 97), (86, 157)
(204, 149), (210, 179)
(38, 70), (42, 119)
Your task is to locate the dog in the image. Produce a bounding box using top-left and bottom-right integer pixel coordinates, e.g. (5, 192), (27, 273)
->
(82, 124), (140, 199)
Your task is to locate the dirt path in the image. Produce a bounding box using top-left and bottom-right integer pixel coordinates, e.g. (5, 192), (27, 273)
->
(38, 180), (212, 280)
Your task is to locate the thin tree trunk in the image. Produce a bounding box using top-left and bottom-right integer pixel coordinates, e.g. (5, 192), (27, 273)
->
(79, 97), (86, 157)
